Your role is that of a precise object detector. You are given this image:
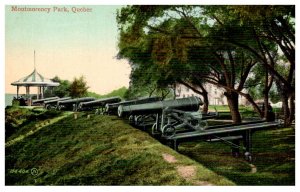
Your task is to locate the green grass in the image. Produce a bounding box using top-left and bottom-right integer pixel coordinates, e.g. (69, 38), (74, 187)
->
(179, 127), (295, 185)
(5, 106), (63, 141)
(208, 105), (282, 120)
(5, 111), (234, 185)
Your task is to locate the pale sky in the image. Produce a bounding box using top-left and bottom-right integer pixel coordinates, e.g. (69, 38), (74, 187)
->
(5, 5), (131, 94)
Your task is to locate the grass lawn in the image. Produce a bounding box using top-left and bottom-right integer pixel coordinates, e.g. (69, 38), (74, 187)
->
(179, 126), (295, 185)
(5, 111), (233, 185)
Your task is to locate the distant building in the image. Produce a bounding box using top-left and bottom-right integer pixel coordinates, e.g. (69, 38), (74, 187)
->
(175, 83), (247, 106)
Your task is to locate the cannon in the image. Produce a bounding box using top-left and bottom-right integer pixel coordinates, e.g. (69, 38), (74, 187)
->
(44, 97), (72, 110)
(165, 120), (281, 161)
(77, 96), (122, 113)
(31, 96), (59, 106)
(105, 97), (162, 115)
(57, 97), (95, 111)
(118, 96), (207, 136)
(118, 96), (202, 117)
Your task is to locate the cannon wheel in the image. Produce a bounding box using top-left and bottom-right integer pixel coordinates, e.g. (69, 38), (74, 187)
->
(129, 115), (135, 125)
(244, 152), (253, 162)
(198, 120), (208, 130)
(162, 124), (176, 137)
(134, 115), (143, 126)
(151, 123), (158, 135)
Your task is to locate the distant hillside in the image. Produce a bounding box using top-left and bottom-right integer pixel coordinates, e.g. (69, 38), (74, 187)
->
(5, 109), (234, 185)
(88, 87), (127, 99)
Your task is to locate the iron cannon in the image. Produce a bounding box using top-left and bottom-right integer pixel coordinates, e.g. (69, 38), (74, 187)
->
(77, 96), (122, 113)
(105, 97), (162, 115)
(44, 97), (72, 110)
(118, 96), (202, 117)
(32, 96), (59, 106)
(118, 96), (207, 137)
(57, 97), (95, 111)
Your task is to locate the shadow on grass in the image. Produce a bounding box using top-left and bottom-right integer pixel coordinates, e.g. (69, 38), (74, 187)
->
(179, 127), (295, 185)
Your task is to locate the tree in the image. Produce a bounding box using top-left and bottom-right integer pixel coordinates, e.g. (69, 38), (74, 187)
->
(69, 76), (89, 98)
(117, 5), (294, 124)
(44, 76), (71, 98)
(117, 6), (257, 122)
(204, 5), (295, 125)
(117, 6), (212, 113)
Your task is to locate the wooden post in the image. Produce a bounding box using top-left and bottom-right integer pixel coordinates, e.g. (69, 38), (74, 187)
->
(16, 86), (19, 98)
(37, 87), (40, 100)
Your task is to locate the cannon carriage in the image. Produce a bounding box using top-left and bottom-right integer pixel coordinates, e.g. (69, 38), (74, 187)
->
(165, 120), (280, 161)
(117, 96), (280, 161)
(117, 96), (212, 137)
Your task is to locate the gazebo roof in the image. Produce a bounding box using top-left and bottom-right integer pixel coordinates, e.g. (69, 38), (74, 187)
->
(11, 69), (59, 87)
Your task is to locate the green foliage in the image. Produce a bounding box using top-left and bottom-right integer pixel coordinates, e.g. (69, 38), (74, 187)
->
(87, 87), (128, 99)
(69, 76), (89, 98)
(100, 86), (127, 98)
(44, 76), (71, 98)
(269, 88), (281, 103)
(86, 91), (102, 98)
(117, 5), (295, 123)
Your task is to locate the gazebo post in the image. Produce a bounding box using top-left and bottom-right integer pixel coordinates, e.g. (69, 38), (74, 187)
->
(16, 85), (19, 98)
(37, 87), (39, 100)
(42, 86), (44, 99)
(25, 86), (31, 106)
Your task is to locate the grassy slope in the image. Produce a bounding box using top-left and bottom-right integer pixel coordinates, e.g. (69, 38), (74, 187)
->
(5, 113), (234, 185)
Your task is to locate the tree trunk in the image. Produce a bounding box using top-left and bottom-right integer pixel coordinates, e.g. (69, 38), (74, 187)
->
(198, 84), (209, 113)
(173, 84), (176, 100)
(224, 90), (241, 124)
(202, 91), (209, 114)
(288, 93), (295, 125)
(275, 79), (293, 126)
(263, 68), (273, 121)
(282, 94), (290, 127)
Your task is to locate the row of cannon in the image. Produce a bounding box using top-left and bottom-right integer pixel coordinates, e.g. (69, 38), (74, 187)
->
(33, 96), (216, 136)
(33, 95), (280, 161)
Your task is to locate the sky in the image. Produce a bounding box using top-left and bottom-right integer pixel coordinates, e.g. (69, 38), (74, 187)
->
(5, 5), (131, 95)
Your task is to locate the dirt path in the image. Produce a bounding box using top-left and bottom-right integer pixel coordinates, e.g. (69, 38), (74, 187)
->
(162, 153), (213, 186)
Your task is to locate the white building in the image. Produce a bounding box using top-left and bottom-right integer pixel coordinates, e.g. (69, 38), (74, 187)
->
(175, 83), (247, 106)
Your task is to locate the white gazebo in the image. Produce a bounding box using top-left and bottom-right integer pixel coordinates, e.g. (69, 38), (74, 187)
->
(11, 51), (59, 103)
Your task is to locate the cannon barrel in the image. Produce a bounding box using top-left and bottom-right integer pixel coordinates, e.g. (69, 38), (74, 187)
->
(57, 97), (95, 111)
(32, 96), (59, 104)
(44, 97), (72, 109)
(105, 97), (161, 114)
(118, 96), (202, 117)
(58, 97), (95, 105)
(78, 96), (121, 109)
(44, 97), (72, 105)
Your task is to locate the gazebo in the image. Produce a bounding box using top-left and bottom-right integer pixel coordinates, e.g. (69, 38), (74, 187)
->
(11, 51), (59, 105)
